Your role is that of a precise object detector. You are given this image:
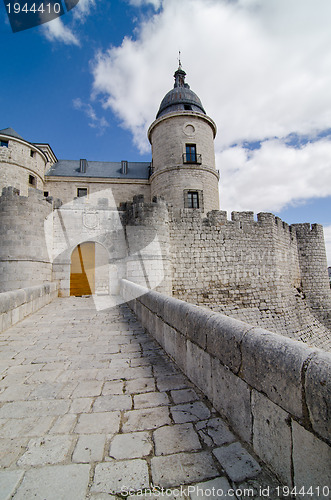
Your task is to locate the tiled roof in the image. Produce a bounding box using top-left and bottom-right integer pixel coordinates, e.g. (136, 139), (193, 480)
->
(45, 160), (151, 180)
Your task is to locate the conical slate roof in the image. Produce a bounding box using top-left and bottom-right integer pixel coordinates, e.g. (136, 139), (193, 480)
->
(156, 65), (206, 119)
(0, 128), (24, 140)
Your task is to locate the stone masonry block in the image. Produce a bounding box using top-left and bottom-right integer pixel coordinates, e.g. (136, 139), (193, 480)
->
(186, 305), (216, 350)
(206, 314), (252, 374)
(187, 340), (212, 400)
(305, 350), (331, 442)
(241, 328), (313, 418)
(292, 420), (331, 490)
(212, 357), (252, 444)
(252, 390), (292, 486)
(163, 323), (177, 361)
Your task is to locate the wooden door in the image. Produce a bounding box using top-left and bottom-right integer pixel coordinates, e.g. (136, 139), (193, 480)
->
(70, 242), (95, 296)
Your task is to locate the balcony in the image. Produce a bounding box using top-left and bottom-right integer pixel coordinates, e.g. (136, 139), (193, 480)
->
(182, 153), (202, 164)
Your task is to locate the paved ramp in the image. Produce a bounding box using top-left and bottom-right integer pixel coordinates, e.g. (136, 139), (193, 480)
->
(0, 298), (282, 499)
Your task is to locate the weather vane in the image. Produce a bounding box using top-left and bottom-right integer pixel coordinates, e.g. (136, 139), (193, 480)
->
(178, 51), (182, 68)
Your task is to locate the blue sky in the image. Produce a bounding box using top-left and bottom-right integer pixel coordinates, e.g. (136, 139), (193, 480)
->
(1, 0), (331, 264)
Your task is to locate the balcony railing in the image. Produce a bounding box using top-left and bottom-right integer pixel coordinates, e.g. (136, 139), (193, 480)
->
(182, 153), (202, 164)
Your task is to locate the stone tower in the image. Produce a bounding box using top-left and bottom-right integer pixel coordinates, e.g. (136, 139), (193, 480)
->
(148, 64), (220, 215)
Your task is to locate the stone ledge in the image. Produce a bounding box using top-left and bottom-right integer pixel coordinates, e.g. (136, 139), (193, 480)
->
(0, 282), (58, 333)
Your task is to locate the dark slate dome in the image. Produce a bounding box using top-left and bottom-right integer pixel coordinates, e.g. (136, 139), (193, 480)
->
(156, 65), (206, 119)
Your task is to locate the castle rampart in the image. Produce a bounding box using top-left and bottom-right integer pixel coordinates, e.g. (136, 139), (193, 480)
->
(170, 208), (331, 349)
(0, 187), (53, 292)
(121, 278), (331, 490)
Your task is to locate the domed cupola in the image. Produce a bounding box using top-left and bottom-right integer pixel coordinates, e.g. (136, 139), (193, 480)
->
(156, 63), (206, 118)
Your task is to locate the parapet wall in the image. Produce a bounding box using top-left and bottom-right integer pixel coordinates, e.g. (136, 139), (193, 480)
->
(170, 209), (331, 349)
(0, 282), (58, 333)
(121, 279), (331, 491)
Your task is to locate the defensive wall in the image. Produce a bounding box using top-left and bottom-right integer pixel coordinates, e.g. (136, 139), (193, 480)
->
(170, 209), (331, 350)
(0, 282), (58, 333)
(121, 279), (331, 493)
(0, 187), (53, 293)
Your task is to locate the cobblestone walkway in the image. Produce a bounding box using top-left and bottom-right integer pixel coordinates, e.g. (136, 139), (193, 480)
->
(0, 297), (282, 499)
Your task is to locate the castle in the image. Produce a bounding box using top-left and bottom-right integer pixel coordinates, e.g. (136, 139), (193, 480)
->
(1, 64), (330, 350)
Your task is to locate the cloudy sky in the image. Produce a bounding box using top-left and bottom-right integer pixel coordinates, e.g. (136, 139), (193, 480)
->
(1, 0), (331, 264)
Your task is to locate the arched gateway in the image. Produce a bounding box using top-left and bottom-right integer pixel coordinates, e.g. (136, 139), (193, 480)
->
(70, 242), (109, 296)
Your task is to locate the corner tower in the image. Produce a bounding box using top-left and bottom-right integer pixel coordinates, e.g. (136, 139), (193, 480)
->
(148, 64), (220, 215)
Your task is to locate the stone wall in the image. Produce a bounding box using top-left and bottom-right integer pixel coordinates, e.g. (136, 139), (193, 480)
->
(0, 187), (53, 292)
(0, 282), (58, 333)
(0, 138), (47, 195)
(45, 178), (151, 206)
(121, 279), (331, 493)
(170, 209), (331, 350)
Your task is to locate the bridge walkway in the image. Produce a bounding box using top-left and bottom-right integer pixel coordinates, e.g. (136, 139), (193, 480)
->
(0, 297), (282, 499)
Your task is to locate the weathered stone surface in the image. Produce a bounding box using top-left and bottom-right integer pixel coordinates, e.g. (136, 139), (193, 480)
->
(134, 391), (169, 409)
(212, 358), (252, 444)
(93, 395), (132, 412)
(74, 411), (121, 434)
(151, 452), (219, 488)
(305, 350), (331, 442)
(251, 390), (292, 486)
(109, 431), (153, 459)
(241, 329), (312, 417)
(171, 401), (210, 423)
(153, 423), (201, 455)
(188, 477), (233, 500)
(92, 460), (149, 494)
(17, 435), (74, 466)
(206, 313), (251, 374)
(170, 388), (199, 404)
(122, 407), (171, 432)
(13, 465), (90, 500)
(72, 434), (106, 463)
(0, 470), (24, 500)
(196, 418), (235, 447)
(186, 340), (212, 400)
(292, 420), (331, 489)
(213, 443), (261, 482)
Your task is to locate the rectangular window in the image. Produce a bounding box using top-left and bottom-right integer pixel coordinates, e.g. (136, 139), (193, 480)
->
(186, 144), (197, 163)
(77, 187), (88, 198)
(30, 150), (35, 157)
(0, 140), (8, 148)
(44, 191), (49, 197)
(29, 174), (36, 187)
(187, 191), (199, 209)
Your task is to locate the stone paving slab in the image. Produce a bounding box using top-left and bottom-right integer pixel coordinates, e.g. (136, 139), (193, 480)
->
(0, 297), (284, 499)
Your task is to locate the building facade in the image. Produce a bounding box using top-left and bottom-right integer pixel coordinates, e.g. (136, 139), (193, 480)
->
(1, 65), (330, 349)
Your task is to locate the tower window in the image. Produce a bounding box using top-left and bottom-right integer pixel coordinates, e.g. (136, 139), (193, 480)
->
(187, 191), (199, 208)
(186, 144), (197, 162)
(184, 189), (204, 210)
(184, 105), (192, 110)
(0, 140), (8, 148)
(77, 188), (88, 198)
(29, 174), (36, 187)
(30, 150), (35, 158)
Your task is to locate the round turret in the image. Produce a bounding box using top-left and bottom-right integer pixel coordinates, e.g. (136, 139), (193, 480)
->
(148, 65), (220, 215)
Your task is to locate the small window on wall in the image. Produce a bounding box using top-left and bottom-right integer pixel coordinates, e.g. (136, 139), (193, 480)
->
(188, 191), (199, 208)
(29, 174), (36, 187)
(30, 150), (35, 158)
(0, 140), (8, 148)
(186, 144), (197, 163)
(184, 189), (204, 210)
(77, 187), (88, 198)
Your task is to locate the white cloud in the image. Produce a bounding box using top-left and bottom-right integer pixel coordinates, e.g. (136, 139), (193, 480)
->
(128, 0), (162, 9)
(91, 0), (331, 214)
(42, 0), (96, 45)
(42, 17), (80, 45)
(73, 98), (109, 134)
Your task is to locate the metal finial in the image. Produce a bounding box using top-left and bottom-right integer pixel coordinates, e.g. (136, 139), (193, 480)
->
(178, 51), (182, 69)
